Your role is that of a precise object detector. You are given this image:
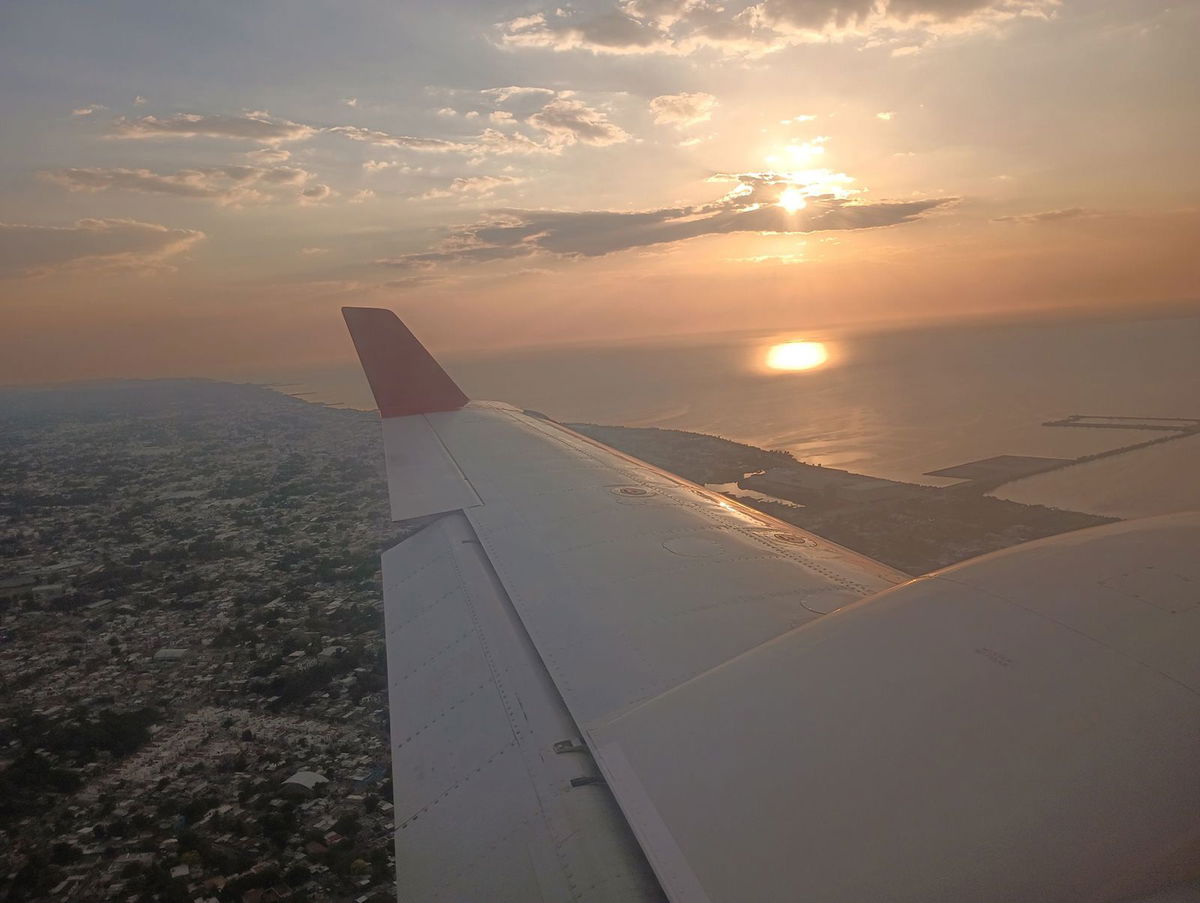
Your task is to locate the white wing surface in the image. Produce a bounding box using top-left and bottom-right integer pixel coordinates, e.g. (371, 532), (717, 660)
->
(344, 307), (1200, 903)
(381, 510), (664, 902)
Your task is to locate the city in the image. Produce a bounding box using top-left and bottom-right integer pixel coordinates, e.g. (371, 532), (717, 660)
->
(0, 381), (411, 902)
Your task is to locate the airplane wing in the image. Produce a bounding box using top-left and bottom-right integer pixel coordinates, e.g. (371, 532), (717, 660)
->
(344, 307), (1200, 903)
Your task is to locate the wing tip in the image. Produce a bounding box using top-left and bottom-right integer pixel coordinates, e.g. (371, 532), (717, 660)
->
(342, 307), (469, 418)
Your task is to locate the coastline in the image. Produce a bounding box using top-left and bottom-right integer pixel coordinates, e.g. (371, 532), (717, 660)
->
(571, 422), (1114, 576)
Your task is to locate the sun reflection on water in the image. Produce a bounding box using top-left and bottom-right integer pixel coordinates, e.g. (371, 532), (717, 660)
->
(766, 341), (829, 371)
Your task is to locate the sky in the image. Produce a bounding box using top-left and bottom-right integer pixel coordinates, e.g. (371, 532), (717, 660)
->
(1, 0), (1197, 383)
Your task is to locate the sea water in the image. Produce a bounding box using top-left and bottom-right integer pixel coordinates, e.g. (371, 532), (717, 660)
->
(270, 309), (1200, 518)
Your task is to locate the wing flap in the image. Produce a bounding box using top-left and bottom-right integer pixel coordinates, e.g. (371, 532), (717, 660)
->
(382, 512), (664, 902)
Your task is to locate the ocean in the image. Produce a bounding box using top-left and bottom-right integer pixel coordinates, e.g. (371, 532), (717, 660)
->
(265, 309), (1200, 519)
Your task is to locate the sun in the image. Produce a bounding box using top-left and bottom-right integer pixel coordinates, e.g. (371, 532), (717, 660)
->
(766, 341), (828, 371)
(777, 187), (807, 213)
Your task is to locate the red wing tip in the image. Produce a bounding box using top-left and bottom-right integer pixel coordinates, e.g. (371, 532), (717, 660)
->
(342, 307), (469, 418)
(342, 305), (389, 318)
(342, 306), (400, 330)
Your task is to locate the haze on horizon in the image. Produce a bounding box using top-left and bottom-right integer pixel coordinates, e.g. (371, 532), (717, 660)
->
(1, 0), (1197, 384)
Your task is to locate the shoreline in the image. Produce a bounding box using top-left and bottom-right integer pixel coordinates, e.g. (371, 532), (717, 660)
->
(570, 422), (1115, 576)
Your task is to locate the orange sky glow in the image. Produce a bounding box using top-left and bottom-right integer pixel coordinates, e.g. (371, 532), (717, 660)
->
(1, 1), (1197, 384)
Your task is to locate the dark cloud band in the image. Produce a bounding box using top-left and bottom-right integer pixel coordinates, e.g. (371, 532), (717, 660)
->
(378, 176), (952, 268)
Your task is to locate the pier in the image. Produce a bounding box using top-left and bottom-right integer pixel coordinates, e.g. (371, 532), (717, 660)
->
(1043, 414), (1200, 432)
(926, 413), (1200, 494)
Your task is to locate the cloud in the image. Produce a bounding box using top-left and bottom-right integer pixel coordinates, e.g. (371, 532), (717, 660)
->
(500, 8), (672, 53)
(751, 0), (1060, 40)
(498, 0), (1059, 57)
(379, 174), (950, 267)
(435, 97), (633, 155)
(728, 252), (806, 264)
(109, 112), (316, 144)
(527, 99), (631, 147)
(992, 206), (1099, 223)
(133, 95), (147, 105)
(877, 110), (896, 120)
(0, 218), (204, 278)
(650, 92), (717, 126)
(333, 118), (575, 156)
(299, 183), (334, 204)
(481, 86), (561, 104)
(300, 247), (330, 255)
(478, 86), (575, 119)
(93, 102), (630, 176)
(708, 167), (855, 197)
(349, 188), (376, 203)
(420, 175), (525, 200)
(243, 147), (292, 164)
(72, 105), (104, 117)
(327, 125), (472, 152)
(472, 128), (559, 156)
(343, 97), (358, 107)
(363, 159), (415, 173)
(624, 0), (712, 25)
(41, 165), (314, 205)
(98, 101), (628, 164)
